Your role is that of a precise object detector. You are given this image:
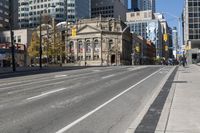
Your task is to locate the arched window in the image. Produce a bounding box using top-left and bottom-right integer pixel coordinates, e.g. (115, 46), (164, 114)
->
(86, 40), (91, 53)
(69, 41), (74, 53)
(78, 41), (83, 53)
(94, 40), (99, 52)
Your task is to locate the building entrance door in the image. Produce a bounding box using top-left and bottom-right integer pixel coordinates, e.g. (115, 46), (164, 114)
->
(111, 54), (115, 64)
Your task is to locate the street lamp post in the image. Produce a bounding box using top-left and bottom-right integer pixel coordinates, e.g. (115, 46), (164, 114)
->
(162, 12), (182, 59)
(39, 13), (42, 68)
(9, 0), (16, 72)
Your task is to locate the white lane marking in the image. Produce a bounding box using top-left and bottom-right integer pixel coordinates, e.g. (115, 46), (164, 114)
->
(55, 67), (165, 133)
(102, 74), (115, 79)
(0, 82), (22, 86)
(7, 81), (65, 95)
(0, 68), (110, 90)
(92, 70), (101, 72)
(26, 87), (68, 101)
(55, 75), (67, 78)
(0, 66), (138, 90)
(127, 66), (147, 71)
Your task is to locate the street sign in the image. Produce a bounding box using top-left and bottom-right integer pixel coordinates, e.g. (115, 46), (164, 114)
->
(168, 47), (174, 49)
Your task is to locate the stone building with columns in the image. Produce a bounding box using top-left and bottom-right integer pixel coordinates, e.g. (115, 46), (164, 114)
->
(66, 17), (132, 66)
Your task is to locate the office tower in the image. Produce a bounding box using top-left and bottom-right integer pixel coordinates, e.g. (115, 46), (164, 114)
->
(183, 0), (200, 64)
(120, 0), (128, 9)
(18, 0), (29, 28)
(172, 27), (178, 57)
(126, 10), (163, 57)
(131, 0), (139, 11)
(18, 0), (91, 28)
(183, 0), (200, 47)
(91, 0), (127, 21)
(67, 0), (91, 22)
(137, 0), (156, 12)
(0, 0), (9, 30)
(18, 0), (66, 28)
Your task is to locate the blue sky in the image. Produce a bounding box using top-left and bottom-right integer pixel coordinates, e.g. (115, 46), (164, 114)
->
(156, 0), (184, 28)
(128, 0), (185, 28)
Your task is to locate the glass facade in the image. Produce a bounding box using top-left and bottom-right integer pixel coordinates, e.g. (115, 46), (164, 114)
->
(187, 0), (200, 40)
(0, 0), (9, 30)
(127, 20), (163, 57)
(137, 0), (156, 13)
(18, 0), (91, 28)
(66, 0), (91, 22)
(18, 0), (66, 28)
(91, 0), (127, 21)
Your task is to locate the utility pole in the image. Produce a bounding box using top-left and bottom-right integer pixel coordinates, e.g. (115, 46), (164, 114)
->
(9, 0), (16, 72)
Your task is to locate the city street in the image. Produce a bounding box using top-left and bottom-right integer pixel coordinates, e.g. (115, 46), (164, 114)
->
(0, 66), (176, 133)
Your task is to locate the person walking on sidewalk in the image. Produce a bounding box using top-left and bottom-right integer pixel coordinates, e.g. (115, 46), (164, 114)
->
(182, 56), (187, 67)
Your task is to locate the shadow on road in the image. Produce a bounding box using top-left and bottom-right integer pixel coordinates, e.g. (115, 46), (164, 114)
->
(0, 66), (92, 79)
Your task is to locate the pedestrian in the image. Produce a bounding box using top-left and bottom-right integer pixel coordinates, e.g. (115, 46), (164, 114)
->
(182, 56), (186, 67)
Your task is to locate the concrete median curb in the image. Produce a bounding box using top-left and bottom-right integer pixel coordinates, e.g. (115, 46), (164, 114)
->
(126, 66), (176, 133)
(155, 67), (179, 133)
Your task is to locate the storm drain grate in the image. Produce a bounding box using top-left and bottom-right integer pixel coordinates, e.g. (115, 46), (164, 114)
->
(173, 81), (187, 83)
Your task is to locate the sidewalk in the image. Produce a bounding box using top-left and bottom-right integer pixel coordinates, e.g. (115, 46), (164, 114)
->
(156, 64), (200, 133)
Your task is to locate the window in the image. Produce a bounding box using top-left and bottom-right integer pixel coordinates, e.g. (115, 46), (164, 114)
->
(86, 40), (91, 53)
(78, 41), (83, 53)
(94, 40), (99, 52)
(18, 36), (21, 43)
(69, 41), (74, 53)
(108, 40), (113, 50)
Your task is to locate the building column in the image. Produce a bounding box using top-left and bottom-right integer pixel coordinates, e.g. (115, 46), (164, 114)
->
(99, 38), (103, 65)
(91, 39), (94, 60)
(83, 40), (86, 61)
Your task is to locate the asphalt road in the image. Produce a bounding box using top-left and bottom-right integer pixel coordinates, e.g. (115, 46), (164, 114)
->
(0, 66), (174, 133)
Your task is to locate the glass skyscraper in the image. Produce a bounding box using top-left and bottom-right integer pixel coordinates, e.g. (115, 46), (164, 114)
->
(131, 0), (155, 12)
(91, 0), (127, 21)
(67, 0), (91, 22)
(18, 0), (91, 28)
(138, 0), (155, 12)
(0, 0), (9, 30)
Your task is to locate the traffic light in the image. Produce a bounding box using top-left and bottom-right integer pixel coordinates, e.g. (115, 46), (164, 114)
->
(165, 45), (168, 51)
(135, 46), (140, 52)
(163, 34), (168, 42)
(72, 27), (77, 37)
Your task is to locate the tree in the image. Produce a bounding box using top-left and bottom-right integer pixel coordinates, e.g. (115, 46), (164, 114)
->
(28, 32), (40, 64)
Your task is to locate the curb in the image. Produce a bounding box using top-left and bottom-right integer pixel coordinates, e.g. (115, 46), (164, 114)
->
(126, 66), (176, 133)
(155, 67), (179, 133)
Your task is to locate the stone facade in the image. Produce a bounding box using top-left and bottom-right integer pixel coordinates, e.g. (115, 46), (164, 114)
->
(66, 17), (132, 66)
